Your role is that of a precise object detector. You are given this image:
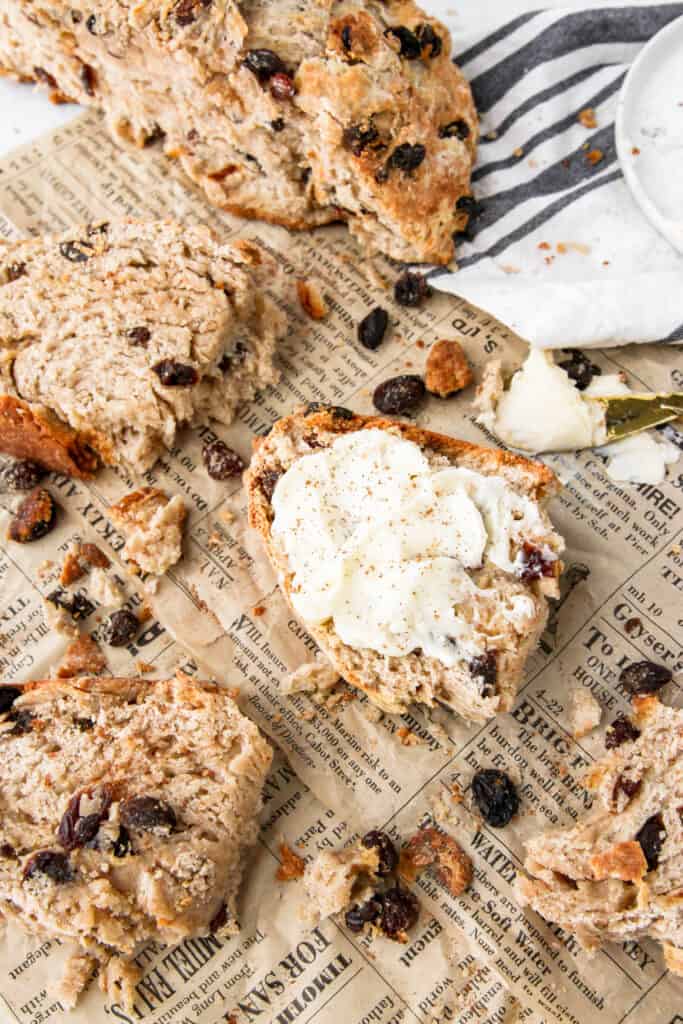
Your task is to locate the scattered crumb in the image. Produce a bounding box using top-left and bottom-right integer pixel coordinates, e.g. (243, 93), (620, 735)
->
(537, 241), (551, 251)
(60, 551), (85, 586)
(631, 146), (640, 156)
(586, 148), (603, 165)
(450, 782), (463, 803)
(425, 339), (473, 398)
(276, 842), (306, 882)
(78, 543), (110, 570)
(399, 827), (472, 897)
(416, 339), (425, 350)
(135, 660), (155, 674)
(603, 260), (610, 266)
(360, 701), (383, 724)
(557, 242), (568, 254)
(252, 605), (266, 617)
(137, 602), (153, 624)
(37, 560), (55, 580)
(500, 264), (521, 274)
(110, 487), (186, 576)
(207, 530), (223, 549)
(57, 635), (107, 679)
(578, 107), (597, 129)
(486, 130), (498, 140)
(571, 688), (602, 739)
(88, 568), (123, 607)
(220, 506), (236, 526)
(624, 617), (642, 636)
(43, 596), (79, 639)
(296, 279), (327, 320)
(397, 726), (420, 747)
(513, 146), (524, 158)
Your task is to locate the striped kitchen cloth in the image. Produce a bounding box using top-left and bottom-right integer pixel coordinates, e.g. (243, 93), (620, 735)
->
(430, 3), (683, 348)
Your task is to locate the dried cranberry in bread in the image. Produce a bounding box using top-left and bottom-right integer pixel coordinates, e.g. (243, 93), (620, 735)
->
(0, 1), (478, 264)
(0, 673), (272, 1006)
(246, 407), (564, 722)
(0, 219), (283, 474)
(518, 696), (683, 975)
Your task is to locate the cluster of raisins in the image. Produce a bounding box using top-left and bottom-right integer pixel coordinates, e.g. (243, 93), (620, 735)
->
(344, 830), (420, 941)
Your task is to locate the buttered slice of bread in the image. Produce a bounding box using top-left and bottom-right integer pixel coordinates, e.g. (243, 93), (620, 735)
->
(0, 673), (271, 1005)
(246, 406), (564, 722)
(518, 696), (683, 975)
(0, 218), (284, 474)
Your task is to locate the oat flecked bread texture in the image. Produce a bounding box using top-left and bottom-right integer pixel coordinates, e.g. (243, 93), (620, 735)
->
(110, 487), (187, 576)
(0, 1), (478, 264)
(0, 218), (284, 473)
(245, 407), (563, 722)
(0, 673), (272, 1006)
(518, 696), (683, 974)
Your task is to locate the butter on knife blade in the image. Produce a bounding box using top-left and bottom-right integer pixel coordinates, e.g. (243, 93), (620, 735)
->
(474, 348), (682, 454)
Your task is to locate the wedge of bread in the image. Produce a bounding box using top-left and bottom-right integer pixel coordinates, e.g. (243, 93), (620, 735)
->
(518, 696), (683, 974)
(246, 406), (564, 722)
(0, 673), (272, 1005)
(0, 1), (477, 265)
(0, 218), (284, 474)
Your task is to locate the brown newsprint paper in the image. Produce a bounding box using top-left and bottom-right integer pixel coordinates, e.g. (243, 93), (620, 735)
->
(0, 111), (681, 1024)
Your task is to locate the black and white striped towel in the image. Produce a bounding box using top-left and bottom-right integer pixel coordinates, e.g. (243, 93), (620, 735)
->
(430, 3), (683, 347)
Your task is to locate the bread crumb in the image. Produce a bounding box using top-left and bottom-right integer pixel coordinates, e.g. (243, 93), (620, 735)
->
(586, 148), (603, 165)
(570, 688), (602, 739)
(296, 279), (327, 320)
(60, 551), (85, 586)
(57, 635), (107, 678)
(425, 339), (473, 398)
(276, 842), (306, 882)
(397, 726), (420, 746)
(578, 107), (597, 129)
(135, 660), (155, 674)
(399, 827), (472, 897)
(89, 567), (123, 607)
(631, 146), (641, 156)
(282, 656), (340, 696)
(110, 487), (186, 576)
(513, 146), (524, 158)
(538, 241), (551, 251)
(252, 605), (266, 617)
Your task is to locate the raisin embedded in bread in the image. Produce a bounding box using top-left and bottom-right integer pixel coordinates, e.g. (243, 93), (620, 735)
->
(0, 2), (478, 264)
(245, 407), (564, 723)
(0, 673), (272, 1004)
(0, 219), (284, 474)
(518, 696), (683, 974)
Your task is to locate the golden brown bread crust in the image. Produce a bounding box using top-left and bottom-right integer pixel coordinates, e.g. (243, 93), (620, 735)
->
(0, 396), (103, 478)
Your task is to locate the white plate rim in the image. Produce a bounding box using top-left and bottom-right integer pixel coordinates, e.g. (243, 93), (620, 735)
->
(615, 13), (683, 256)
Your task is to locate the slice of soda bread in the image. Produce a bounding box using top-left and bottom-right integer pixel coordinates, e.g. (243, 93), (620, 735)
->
(0, 218), (283, 473)
(246, 406), (564, 722)
(0, 673), (272, 1004)
(518, 696), (683, 975)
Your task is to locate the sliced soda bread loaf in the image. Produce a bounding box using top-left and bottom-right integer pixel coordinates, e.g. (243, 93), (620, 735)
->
(0, 219), (283, 473)
(246, 407), (564, 722)
(0, 1), (478, 264)
(0, 673), (272, 1004)
(518, 696), (683, 975)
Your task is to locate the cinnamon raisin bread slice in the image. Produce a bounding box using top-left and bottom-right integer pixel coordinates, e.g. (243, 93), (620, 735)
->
(0, 673), (272, 1004)
(518, 696), (683, 975)
(246, 407), (564, 722)
(0, 219), (283, 473)
(0, 1), (478, 264)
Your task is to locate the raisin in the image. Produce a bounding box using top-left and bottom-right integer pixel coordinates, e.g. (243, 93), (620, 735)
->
(0, 844), (16, 858)
(415, 23), (442, 57)
(80, 63), (96, 95)
(58, 788), (112, 850)
(558, 349), (602, 391)
(258, 469), (282, 502)
(174, 0), (210, 26)
(361, 830), (398, 875)
(373, 375), (426, 416)
(210, 902), (229, 932)
(73, 716), (94, 732)
(7, 709), (34, 736)
(394, 271), (430, 307)
(271, 118), (285, 133)
(2, 460), (45, 492)
(304, 403), (354, 419)
(619, 660), (671, 695)
(152, 360), (198, 386)
(59, 240), (92, 263)
(23, 850), (74, 884)
(120, 796), (177, 834)
(144, 124), (166, 147)
(613, 775), (641, 803)
(85, 13), (98, 34)
(33, 66), (58, 88)
(345, 896), (383, 933)
(8, 488), (56, 543)
(270, 73), (295, 100)
(358, 307), (389, 350)
(439, 120), (470, 141)
(202, 440), (245, 480)
(379, 886), (420, 939)
(68, 593), (95, 621)
(456, 195), (481, 216)
(471, 769), (519, 827)
(71, 10), (83, 23)
(605, 714), (640, 749)
(0, 687), (21, 715)
(469, 651), (497, 697)
(112, 826), (131, 858)
(127, 326), (150, 346)
(636, 813), (665, 872)
(104, 610), (139, 648)
(6, 262), (26, 282)
(385, 26), (421, 59)
(342, 123), (379, 157)
(243, 49), (287, 82)
(518, 543), (555, 583)
(387, 143), (426, 175)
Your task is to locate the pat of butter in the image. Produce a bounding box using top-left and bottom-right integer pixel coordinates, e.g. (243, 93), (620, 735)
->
(270, 430), (558, 667)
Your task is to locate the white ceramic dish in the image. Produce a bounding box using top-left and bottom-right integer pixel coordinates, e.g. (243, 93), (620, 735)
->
(615, 14), (683, 255)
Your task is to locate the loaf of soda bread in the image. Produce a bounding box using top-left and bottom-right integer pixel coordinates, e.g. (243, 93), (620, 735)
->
(0, 673), (272, 1005)
(0, 218), (283, 473)
(246, 406), (564, 723)
(0, 1), (478, 264)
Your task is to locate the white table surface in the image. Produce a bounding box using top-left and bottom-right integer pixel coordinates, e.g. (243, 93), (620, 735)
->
(0, 0), (660, 159)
